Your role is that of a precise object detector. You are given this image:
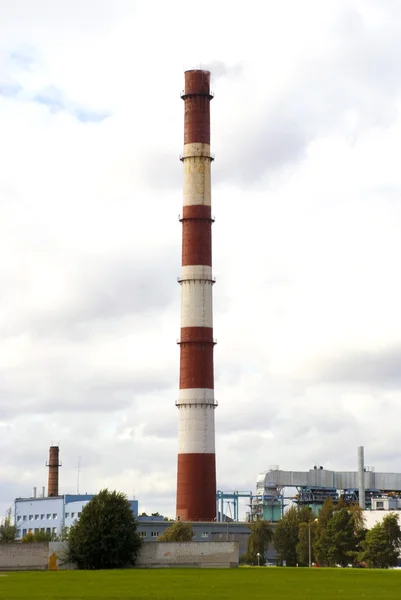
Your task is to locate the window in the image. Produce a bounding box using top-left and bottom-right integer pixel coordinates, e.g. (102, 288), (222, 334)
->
(40, 514), (45, 520)
(65, 512), (70, 518)
(17, 515), (21, 522)
(23, 515), (27, 522)
(40, 528), (45, 533)
(34, 528), (38, 533)
(139, 531), (147, 537)
(78, 512), (81, 518)
(28, 528), (32, 534)
(46, 528), (51, 534)
(35, 514), (39, 520)
(28, 515), (33, 521)
(376, 501), (384, 509)
(22, 529), (27, 537)
(151, 531), (159, 537)
(46, 514), (51, 519)
(16, 529), (21, 538)
(52, 527), (57, 534)
(71, 512), (75, 518)
(52, 513), (57, 519)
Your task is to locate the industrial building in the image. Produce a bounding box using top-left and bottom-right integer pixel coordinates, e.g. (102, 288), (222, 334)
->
(250, 446), (401, 521)
(214, 447), (401, 528)
(15, 493), (136, 540)
(13, 447), (138, 540)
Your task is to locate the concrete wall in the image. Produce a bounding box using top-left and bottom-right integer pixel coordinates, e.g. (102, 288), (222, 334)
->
(136, 541), (239, 568)
(0, 540), (239, 571)
(0, 543), (49, 571)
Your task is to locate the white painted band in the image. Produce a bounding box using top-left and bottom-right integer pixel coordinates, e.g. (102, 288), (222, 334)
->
(182, 143), (212, 159)
(178, 404), (215, 453)
(180, 265), (213, 280)
(180, 280), (213, 328)
(177, 388), (215, 406)
(183, 145), (211, 207)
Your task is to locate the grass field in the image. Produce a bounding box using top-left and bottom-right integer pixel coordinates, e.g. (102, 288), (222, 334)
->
(0, 568), (400, 599)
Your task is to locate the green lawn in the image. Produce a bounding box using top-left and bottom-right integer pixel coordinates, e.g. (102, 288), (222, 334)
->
(0, 568), (400, 599)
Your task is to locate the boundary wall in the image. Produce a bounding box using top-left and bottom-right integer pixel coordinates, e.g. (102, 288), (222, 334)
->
(0, 541), (238, 570)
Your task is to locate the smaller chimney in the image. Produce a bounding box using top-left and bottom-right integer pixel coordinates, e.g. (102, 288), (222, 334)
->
(358, 446), (365, 509)
(42, 486), (45, 498)
(46, 446), (61, 497)
(33, 486), (37, 498)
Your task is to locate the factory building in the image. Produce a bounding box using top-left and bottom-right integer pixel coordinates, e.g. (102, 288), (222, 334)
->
(13, 447), (138, 540)
(248, 447), (401, 522)
(15, 493), (139, 540)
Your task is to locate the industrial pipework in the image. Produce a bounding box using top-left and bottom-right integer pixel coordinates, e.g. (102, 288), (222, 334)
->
(176, 70), (217, 521)
(46, 445), (61, 497)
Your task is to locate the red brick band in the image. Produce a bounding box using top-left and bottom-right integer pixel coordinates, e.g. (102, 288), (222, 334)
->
(182, 205), (212, 220)
(180, 343), (214, 389)
(184, 98), (210, 145)
(183, 71), (212, 145)
(180, 326), (214, 344)
(176, 453), (216, 521)
(184, 70), (211, 96)
(182, 220), (212, 266)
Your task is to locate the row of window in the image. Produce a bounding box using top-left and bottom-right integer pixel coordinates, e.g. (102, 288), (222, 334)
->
(16, 512), (81, 522)
(138, 531), (210, 538)
(19, 527), (58, 537)
(17, 514), (58, 522)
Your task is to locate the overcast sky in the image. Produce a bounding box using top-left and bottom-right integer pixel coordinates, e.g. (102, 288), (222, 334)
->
(1, 0), (401, 520)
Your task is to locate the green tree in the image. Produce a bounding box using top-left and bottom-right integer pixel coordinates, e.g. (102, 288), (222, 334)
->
(67, 489), (142, 569)
(296, 520), (317, 566)
(243, 520), (273, 565)
(56, 526), (70, 542)
(0, 508), (16, 543)
(314, 500), (365, 567)
(313, 498), (335, 565)
(325, 508), (358, 566)
(274, 506), (312, 566)
(158, 521), (194, 542)
(360, 513), (401, 568)
(348, 503), (365, 532)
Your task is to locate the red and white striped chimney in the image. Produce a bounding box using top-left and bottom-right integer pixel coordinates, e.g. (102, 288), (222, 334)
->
(176, 70), (217, 522)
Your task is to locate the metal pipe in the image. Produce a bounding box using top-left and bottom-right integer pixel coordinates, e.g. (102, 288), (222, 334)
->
(358, 446), (365, 509)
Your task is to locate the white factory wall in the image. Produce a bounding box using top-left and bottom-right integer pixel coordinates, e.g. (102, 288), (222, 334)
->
(364, 509), (401, 529)
(14, 495), (138, 540)
(15, 498), (64, 539)
(15, 497), (91, 539)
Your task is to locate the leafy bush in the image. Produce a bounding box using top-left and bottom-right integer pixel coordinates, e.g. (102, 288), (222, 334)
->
(67, 489), (142, 569)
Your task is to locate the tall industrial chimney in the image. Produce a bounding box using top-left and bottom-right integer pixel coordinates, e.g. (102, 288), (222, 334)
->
(47, 445), (61, 497)
(358, 446), (365, 509)
(176, 70), (217, 522)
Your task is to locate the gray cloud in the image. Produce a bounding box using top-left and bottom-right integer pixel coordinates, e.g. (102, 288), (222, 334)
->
(213, 10), (401, 186)
(2, 250), (179, 339)
(316, 346), (401, 387)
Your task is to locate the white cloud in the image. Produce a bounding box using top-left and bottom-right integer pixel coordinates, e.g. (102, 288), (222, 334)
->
(1, 0), (401, 520)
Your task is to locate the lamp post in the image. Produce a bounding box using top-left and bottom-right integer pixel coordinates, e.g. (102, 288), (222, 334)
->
(308, 518), (318, 567)
(257, 552), (261, 567)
